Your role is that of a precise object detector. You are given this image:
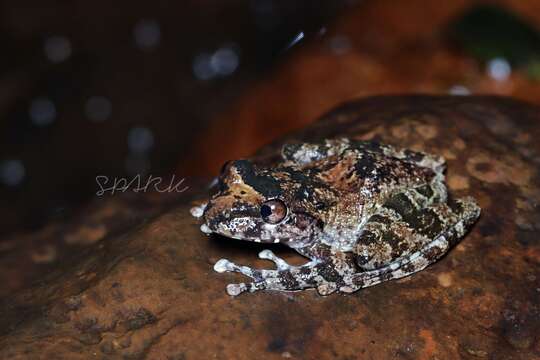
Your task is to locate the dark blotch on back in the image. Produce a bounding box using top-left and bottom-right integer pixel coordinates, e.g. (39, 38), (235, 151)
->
(233, 160), (283, 198)
(384, 193), (444, 238)
(282, 167), (333, 202)
(384, 193), (416, 219)
(360, 230), (379, 245)
(369, 214), (392, 225)
(354, 153), (377, 177)
(415, 209), (444, 238)
(381, 227), (402, 250)
(416, 184), (434, 199)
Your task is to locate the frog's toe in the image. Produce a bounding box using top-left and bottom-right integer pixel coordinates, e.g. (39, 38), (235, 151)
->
(214, 258), (255, 277)
(214, 258), (277, 281)
(189, 202), (207, 218)
(226, 283), (248, 296)
(258, 249), (291, 270)
(316, 282), (338, 296)
(213, 259), (232, 273)
(339, 285), (356, 293)
(226, 281), (269, 296)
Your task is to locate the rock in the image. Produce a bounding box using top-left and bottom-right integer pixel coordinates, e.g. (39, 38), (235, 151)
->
(1, 95), (539, 359)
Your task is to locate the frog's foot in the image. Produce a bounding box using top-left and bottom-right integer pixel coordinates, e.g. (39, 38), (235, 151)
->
(213, 258), (276, 296)
(213, 256), (305, 296)
(259, 250), (338, 295)
(213, 255), (352, 296)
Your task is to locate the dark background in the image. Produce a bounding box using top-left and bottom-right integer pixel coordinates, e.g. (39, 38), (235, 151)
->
(2, 0), (540, 239)
(0, 0), (350, 236)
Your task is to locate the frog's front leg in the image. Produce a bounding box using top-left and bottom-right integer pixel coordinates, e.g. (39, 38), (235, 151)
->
(213, 249), (353, 296)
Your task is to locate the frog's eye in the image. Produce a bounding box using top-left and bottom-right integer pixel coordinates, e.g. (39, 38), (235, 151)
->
(260, 199), (288, 224)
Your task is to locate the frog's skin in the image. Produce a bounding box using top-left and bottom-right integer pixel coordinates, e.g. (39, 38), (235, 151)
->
(191, 138), (480, 296)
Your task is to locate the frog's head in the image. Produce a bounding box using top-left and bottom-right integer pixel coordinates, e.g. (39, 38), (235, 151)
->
(203, 159), (333, 245)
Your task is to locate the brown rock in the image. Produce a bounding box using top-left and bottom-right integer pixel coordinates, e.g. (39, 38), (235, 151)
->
(1, 96), (540, 359)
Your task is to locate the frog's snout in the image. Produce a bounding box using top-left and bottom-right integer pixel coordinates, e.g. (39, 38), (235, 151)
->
(201, 196), (260, 238)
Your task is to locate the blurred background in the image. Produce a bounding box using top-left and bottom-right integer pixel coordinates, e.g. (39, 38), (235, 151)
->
(2, 0), (540, 292)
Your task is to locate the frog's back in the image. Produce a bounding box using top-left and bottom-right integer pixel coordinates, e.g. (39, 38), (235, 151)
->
(298, 142), (440, 198)
(282, 138), (445, 172)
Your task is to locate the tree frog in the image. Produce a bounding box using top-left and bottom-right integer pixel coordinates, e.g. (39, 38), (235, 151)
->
(191, 139), (480, 296)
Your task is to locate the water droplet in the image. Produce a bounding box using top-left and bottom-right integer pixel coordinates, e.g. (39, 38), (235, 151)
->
(44, 36), (72, 63)
(210, 46), (239, 76)
(133, 19), (161, 50)
(85, 96), (112, 122)
(127, 127), (154, 153)
(0, 160), (25, 186)
(487, 58), (511, 81)
(193, 53), (215, 80)
(194, 45), (241, 80)
(29, 97), (56, 127)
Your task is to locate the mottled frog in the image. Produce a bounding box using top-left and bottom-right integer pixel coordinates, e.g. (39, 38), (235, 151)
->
(191, 138), (480, 296)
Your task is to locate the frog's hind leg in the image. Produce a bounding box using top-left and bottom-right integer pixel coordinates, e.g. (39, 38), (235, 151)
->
(342, 197), (480, 293)
(355, 183), (449, 270)
(341, 235), (445, 293)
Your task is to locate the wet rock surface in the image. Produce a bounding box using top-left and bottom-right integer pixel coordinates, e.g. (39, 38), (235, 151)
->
(1, 95), (539, 359)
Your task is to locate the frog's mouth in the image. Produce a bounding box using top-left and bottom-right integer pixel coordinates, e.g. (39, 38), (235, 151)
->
(202, 199), (273, 242)
(204, 216), (285, 244)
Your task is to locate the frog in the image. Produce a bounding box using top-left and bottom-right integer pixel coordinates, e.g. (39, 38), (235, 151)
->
(191, 138), (480, 296)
